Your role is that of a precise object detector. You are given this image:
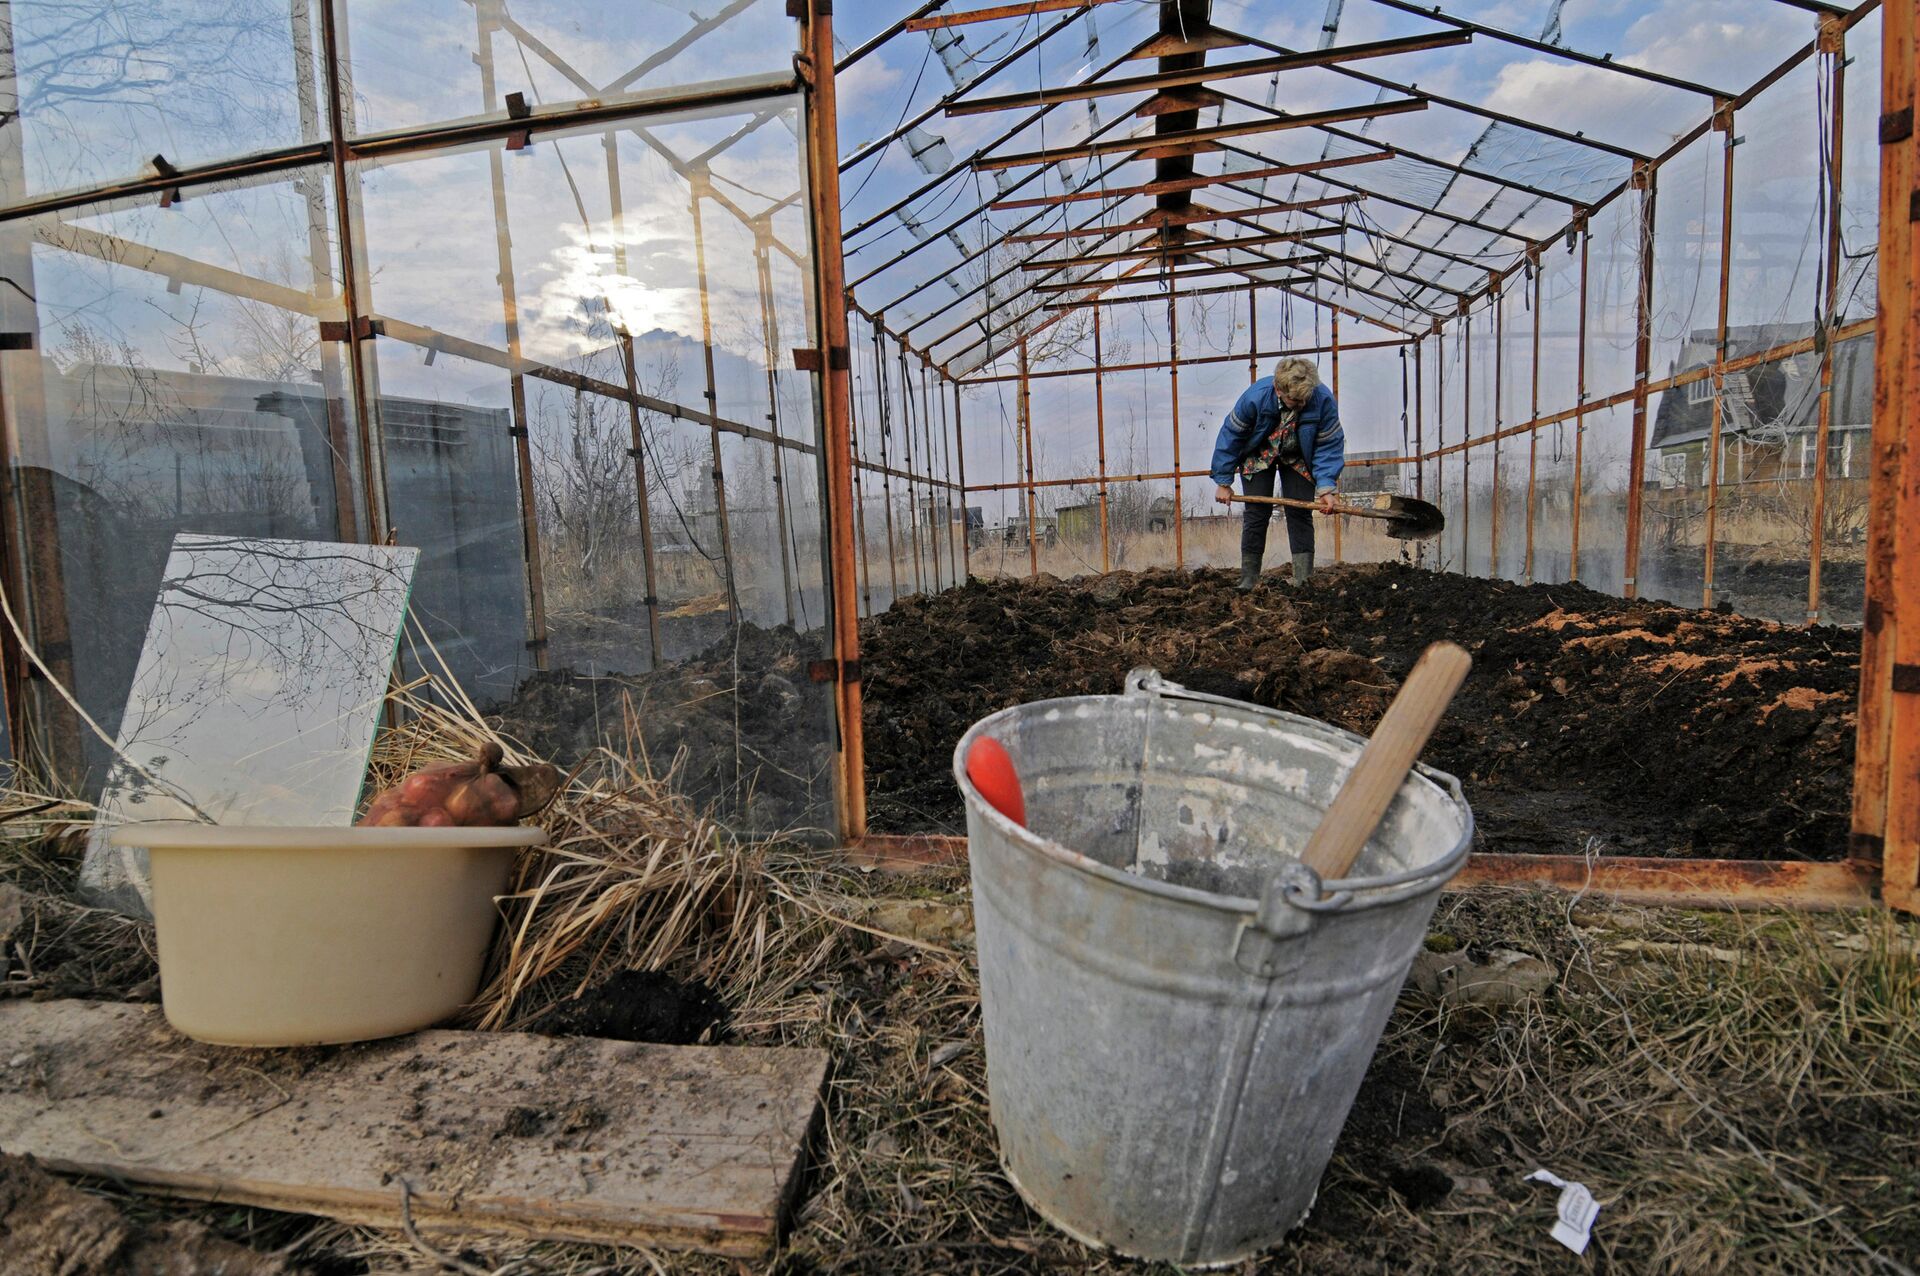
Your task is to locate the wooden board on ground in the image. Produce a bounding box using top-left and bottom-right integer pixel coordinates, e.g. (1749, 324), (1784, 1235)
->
(0, 1000), (828, 1257)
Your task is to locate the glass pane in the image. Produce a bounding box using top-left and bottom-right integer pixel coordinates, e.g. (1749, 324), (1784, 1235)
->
(81, 534), (416, 915)
(341, 0), (794, 137)
(0, 168), (356, 796)
(352, 97), (833, 835)
(2, 0), (323, 208)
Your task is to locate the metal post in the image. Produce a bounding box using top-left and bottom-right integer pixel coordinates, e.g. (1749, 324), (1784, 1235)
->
(1622, 160), (1658, 599)
(1702, 102), (1737, 610)
(933, 358), (956, 590)
(894, 336), (925, 595)
(1526, 255), (1541, 583)
(1462, 311), (1473, 572)
(847, 358), (874, 616)
(474, 7), (550, 670)
(753, 227), (800, 628)
(1020, 337), (1039, 578)
(688, 168), (741, 618)
(1168, 288), (1185, 570)
(1247, 283), (1259, 384)
(1490, 286), (1503, 577)
(1330, 310), (1341, 562)
(1572, 222), (1590, 581)
(605, 136), (665, 664)
(1095, 306), (1112, 573)
(317, 0), (383, 542)
(919, 358), (941, 591)
(954, 381), (972, 581)
(1809, 17), (1847, 624)
(799, 0), (866, 839)
(871, 324), (902, 603)
(289, 0), (359, 544)
(1413, 335), (1424, 499)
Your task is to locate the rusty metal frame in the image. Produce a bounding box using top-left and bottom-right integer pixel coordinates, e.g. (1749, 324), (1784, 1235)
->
(841, 834), (1879, 910)
(970, 97), (1427, 171)
(802, 0), (867, 837)
(1808, 17), (1849, 624)
(944, 30), (1473, 116)
(1700, 103), (1737, 610)
(1364, 0), (1737, 99)
(989, 152), (1394, 210)
(1004, 196), (1359, 240)
(905, 0), (1130, 33)
(1620, 160), (1658, 600)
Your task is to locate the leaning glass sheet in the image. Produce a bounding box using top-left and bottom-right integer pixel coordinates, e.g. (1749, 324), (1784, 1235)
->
(80, 534), (418, 916)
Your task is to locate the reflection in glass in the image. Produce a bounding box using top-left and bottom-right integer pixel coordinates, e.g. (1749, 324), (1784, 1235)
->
(1, 0), (323, 208)
(81, 534), (417, 916)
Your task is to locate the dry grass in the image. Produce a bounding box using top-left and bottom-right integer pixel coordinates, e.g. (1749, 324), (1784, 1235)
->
(6, 682), (1920, 1273)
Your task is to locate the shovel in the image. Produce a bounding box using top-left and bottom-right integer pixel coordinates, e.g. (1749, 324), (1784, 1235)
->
(1229, 491), (1445, 541)
(1300, 640), (1472, 879)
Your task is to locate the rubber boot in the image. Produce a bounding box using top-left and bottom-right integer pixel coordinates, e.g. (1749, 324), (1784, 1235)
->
(1291, 551), (1314, 583)
(1237, 551), (1262, 592)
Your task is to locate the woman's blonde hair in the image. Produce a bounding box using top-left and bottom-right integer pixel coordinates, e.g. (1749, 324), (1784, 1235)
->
(1272, 357), (1320, 405)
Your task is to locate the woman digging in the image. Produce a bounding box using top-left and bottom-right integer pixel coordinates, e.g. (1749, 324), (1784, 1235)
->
(1211, 356), (1347, 591)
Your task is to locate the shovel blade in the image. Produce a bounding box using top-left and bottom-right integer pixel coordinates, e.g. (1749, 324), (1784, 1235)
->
(1362, 493), (1446, 541)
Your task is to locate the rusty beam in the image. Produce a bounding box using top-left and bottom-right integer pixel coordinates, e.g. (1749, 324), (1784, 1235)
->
(1018, 227), (1339, 269)
(905, 0), (1126, 32)
(1030, 259), (1317, 290)
(1571, 221), (1589, 581)
(1095, 306), (1110, 573)
(1365, 0), (1735, 99)
(945, 31), (1472, 116)
(840, 836), (1879, 909)
(1222, 25), (1647, 162)
(843, 5), (1096, 172)
(1621, 161), (1657, 600)
(989, 151), (1392, 209)
(1808, 22), (1847, 625)
(801, 0), (867, 839)
(1701, 106), (1736, 610)
(972, 99), (1426, 171)
(1004, 196), (1360, 241)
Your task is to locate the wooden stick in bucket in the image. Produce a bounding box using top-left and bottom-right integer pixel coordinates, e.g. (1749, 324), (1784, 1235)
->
(1299, 641), (1472, 881)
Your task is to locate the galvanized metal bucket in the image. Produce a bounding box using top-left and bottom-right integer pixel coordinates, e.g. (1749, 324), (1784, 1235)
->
(954, 668), (1473, 1267)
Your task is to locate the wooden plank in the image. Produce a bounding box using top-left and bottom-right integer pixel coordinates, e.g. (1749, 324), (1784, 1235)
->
(0, 1001), (827, 1257)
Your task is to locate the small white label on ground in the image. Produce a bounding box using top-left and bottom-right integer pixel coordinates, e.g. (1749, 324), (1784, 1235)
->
(1526, 1169), (1600, 1255)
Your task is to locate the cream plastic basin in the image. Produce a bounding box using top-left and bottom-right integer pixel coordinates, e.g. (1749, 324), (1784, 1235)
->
(108, 823), (547, 1047)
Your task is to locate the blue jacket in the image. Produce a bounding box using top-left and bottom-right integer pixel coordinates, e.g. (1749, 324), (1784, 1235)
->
(1209, 378), (1345, 493)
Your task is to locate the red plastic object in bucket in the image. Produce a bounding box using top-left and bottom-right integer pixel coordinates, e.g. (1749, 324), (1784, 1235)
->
(965, 736), (1026, 827)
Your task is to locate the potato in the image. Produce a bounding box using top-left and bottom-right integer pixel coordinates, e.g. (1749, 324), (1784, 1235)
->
(359, 742), (562, 829)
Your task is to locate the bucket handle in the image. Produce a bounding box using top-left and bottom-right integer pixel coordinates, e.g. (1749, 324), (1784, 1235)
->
(1126, 667), (1471, 921)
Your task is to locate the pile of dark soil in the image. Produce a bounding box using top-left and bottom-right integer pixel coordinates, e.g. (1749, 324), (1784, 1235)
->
(527, 969), (728, 1045)
(862, 563), (1859, 860)
(491, 622), (837, 834)
(0, 1152), (291, 1275)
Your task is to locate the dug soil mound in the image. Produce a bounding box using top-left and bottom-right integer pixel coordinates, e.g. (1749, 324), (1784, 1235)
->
(862, 562), (1858, 860)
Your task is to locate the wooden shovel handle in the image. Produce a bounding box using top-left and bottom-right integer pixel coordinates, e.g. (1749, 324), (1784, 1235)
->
(1228, 493), (1401, 523)
(1298, 641), (1472, 881)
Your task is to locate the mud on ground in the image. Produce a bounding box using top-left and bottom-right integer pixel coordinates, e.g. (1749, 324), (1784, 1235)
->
(861, 562), (1859, 860)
